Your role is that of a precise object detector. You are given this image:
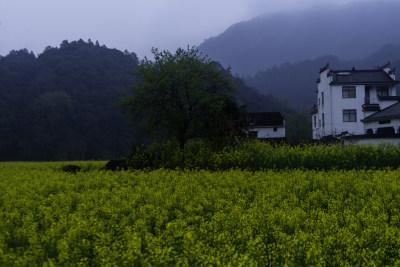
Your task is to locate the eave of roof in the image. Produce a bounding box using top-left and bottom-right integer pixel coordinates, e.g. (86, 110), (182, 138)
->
(362, 102), (400, 122)
(378, 96), (400, 101)
(328, 68), (398, 85)
(363, 114), (400, 122)
(330, 81), (400, 85)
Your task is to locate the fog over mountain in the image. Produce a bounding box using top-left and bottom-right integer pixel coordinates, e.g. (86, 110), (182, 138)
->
(245, 43), (400, 110)
(199, 1), (400, 75)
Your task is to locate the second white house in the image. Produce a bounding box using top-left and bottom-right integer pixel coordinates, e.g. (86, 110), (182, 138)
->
(312, 63), (400, 141)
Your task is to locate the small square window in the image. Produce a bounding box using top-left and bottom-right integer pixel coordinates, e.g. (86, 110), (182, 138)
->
(342, 86), (356, 98)
(343, 109), (357, 122)
(273, 127), (277, 132)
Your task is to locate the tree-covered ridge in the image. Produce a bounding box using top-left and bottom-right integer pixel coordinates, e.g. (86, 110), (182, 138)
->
(0, 40), (292, 161)
(0, 40), (138, 161)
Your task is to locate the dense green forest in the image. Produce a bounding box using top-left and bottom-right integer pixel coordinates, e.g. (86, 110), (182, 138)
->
(0, 40), (293, 161)
(0, 40), (139, 161)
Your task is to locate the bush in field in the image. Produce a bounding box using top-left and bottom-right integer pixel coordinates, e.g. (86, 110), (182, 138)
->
(104, 158), (128, 171)
(61, 164), (81, 173)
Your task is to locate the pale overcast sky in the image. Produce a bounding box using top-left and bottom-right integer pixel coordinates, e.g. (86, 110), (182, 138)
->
(0, 0), (357, 59)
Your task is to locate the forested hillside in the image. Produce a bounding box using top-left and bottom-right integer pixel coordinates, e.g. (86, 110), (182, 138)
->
(0, 40), (291, 161)
(234, 77), (293, 114)
(0, 40), (139, 161)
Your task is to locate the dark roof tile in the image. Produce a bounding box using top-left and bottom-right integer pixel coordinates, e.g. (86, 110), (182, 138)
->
(246, 112), (284, 127)
(329, 69), (397, 84)
(362, 102), (400, 122)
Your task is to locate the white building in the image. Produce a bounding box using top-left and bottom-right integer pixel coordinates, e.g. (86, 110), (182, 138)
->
(245, 112), (286, 140)
(312, 63), (400, 141)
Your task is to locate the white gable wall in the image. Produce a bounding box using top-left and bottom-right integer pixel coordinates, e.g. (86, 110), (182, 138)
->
(329, 84), (365, 135)
(250, 126), (285, 138)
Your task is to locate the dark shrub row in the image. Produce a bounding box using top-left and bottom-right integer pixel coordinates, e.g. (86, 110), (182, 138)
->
(104, 139), (400, 171)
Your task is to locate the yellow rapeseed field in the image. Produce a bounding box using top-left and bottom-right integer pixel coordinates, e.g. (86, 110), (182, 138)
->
(1, 161), (400, 265)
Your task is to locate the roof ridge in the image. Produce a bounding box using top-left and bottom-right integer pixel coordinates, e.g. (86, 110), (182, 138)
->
(331, 69), (383, 73)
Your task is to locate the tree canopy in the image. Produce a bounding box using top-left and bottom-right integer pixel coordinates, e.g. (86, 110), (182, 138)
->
(120, 47), (241, 148)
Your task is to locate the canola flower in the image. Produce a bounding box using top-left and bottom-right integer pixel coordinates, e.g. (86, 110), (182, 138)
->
(1, 161), (400, 265)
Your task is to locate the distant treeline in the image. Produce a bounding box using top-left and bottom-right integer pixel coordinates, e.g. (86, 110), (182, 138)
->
(0, 40), (293, 161)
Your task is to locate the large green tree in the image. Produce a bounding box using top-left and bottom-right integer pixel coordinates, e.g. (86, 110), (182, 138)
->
(120, 47), (239, 149)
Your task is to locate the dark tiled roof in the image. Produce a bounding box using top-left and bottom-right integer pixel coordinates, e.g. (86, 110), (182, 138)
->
(329, 69), (397, 85)
(362, 102), (400, 122)
(246, 112), (284, 127)
(378, 96), (400, 101)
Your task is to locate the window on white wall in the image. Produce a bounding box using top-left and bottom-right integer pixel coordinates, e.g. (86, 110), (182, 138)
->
(322, 113), (325, 126)
(322, 92), (324, 105)
(342, 86), (356, 98)
(377, 86), (389, 97)
(343, 109), (357, 122)
(314, 116), (316, 127)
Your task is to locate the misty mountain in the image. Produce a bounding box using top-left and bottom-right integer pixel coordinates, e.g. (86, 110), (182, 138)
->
(199, 1), (400, 75)
(245, 44), (400, 110)
(359, 44), (400, 68)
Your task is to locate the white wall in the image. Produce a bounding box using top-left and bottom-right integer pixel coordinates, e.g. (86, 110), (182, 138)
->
(329, 84), (365, 135)
(251, 126), (285, 138)
(379, 99), (397, 110)
(313, 69), (330, 139)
